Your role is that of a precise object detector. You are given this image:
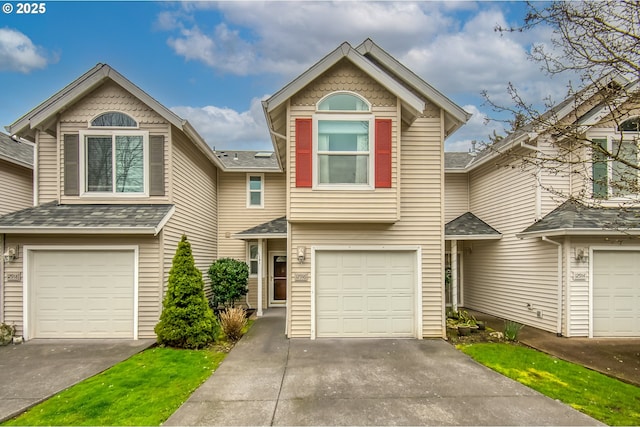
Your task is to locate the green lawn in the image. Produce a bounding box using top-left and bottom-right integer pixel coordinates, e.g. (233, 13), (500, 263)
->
(3, 346), (226, 426)
(459, 342), (640, 426)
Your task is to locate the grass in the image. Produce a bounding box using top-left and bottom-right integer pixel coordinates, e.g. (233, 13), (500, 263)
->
(3, 346), (226, 426)
(459, 342), (640, 426)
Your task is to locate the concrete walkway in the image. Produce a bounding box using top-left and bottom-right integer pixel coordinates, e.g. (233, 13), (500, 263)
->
(0, 339), (153, 422)
(166, 309), (600, 426)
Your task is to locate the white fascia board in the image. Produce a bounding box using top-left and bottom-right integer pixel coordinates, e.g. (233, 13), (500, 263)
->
(516, 228), (640, 239)
(445, 235), (502, 240)
(465, 132), (533, 171)
(356, 39), (470, 124)
(232, 233), (287, 240)
(154, 205), (175, 236)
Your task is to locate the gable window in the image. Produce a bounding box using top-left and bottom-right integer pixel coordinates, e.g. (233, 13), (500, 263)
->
(90, 112), (138, 128)
(248, 242), (259, 276)
(592, 118), (640, 199)
(314, 92), (373, 188)
(80, 130), (148, 195)
(247, 174), (264, 208)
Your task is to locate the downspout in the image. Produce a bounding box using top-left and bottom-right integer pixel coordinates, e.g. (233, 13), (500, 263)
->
(541, 236), (563, 336)
(0, 234), (4, 323)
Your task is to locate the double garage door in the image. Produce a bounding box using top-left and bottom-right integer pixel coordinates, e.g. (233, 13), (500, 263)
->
(28, 250), (135, 339)
(593, 250), (640, 337)
(315, 250), (417, 338)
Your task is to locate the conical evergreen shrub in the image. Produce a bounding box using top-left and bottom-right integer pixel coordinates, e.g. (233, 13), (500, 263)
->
(155, 235), (217, 349)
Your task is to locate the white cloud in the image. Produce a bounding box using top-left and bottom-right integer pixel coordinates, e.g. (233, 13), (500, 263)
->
(0, 28), (51, 73)
(171, 96), (271, 151)
(445, 104), (506, 152)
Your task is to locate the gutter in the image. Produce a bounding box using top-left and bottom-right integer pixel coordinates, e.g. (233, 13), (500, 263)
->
(517, 228), (640, 239)
(541, 236), (563, 337)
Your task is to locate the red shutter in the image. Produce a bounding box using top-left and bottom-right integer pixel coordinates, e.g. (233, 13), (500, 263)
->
(296, 118), (313, 188)
(375, 119), (392, 188)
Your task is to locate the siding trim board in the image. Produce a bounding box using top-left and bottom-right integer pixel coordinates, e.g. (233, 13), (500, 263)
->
(22, 245), (139, 340)
(310, 245), (423, 339)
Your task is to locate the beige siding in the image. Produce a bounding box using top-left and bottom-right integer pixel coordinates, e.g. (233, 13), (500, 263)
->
(36, 132), (58, 204)
(217, 171), (286, 307)
(465, 148), (559, 332)
(58, 81), (170, 204)
(0, 160), (32, 215)
(288, 115), (445, 338)
(444, 173), (468, 222)
(289, 60), (399, 223)
(2, 235), (161, 339)
(538, 136), (571, 216)
(162, 127), (217, 295)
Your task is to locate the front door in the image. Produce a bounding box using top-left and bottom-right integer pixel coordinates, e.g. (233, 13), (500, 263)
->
(271, 253), (287, 305)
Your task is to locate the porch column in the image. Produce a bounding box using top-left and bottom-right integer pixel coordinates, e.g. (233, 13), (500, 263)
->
(451, 239), (458, 312)
(257, 238), (263, 317)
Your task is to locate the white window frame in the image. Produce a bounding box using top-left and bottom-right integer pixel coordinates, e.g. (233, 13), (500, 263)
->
(592, 135), (640, 201)
(248, 241), (259, 277)
(88, 111), (139, 129)
(79, 130), (149, 197)
(312, 113), (375, 190)
(246, 173), (264, 208)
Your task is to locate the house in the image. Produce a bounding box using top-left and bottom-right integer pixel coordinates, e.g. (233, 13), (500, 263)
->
(443, 74), (640, 338)
(0, 64), (221, 339)
(260, 39), (470, 338)
(0, 132), (33, 216)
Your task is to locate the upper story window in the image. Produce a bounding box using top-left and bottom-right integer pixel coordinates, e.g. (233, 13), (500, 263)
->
(247, 174), (264, 208)
(592, 117), (640, 199)
(90, 112), (138, 128)
(79, 130), (148, 195)
(314, 92), (373, 189)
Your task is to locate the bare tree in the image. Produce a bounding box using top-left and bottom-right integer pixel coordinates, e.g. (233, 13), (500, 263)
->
(483, 1), (640, 207)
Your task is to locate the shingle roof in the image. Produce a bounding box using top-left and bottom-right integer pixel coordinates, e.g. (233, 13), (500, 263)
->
(519, 200), (640, 237)
(444, 152), (473, 170)
(0, 132), (33, 168)
(445, 212), (501, 239)
(234, 216), (287, 239)
(216, 151), (280, 171)
(0, 202), (174, 235)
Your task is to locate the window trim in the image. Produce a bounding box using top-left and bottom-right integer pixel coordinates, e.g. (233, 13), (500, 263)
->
(592, 135), (640, 200)
(316, 91), (371, 112)
(247, 241), (259, 277)
(246, 173), (264, 208)
(78, 129), (149, 197)
(312, 113), (375, 190)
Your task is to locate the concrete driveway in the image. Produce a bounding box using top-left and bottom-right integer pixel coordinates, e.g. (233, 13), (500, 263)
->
(0, 339), (153, 422)
(166, 309), (601, 426)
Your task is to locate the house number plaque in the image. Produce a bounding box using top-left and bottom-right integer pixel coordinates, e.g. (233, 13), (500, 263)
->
(294, 273), (309, 282)
(5, 272), (22, 282)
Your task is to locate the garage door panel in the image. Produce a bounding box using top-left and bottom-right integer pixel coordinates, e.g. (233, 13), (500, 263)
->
(30, 250), (135, 339)
(593, 250), (640, 337)
(316, 250), (416, 338)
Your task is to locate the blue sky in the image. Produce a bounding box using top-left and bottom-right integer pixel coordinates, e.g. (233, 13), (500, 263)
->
(0, 1), (569, 151)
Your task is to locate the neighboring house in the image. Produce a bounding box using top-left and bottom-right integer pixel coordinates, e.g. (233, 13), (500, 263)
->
(443, 74), (640, 338)
(0, 132), (33, 216)
(0, 64), (222, 339)
(261, 38), (470, 338)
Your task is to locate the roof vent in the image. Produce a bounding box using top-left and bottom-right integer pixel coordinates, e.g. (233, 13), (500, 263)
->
(233, 153), (238, 160)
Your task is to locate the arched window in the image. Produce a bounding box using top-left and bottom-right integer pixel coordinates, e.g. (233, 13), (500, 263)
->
(317, 92), (370, 112)
(91, 112), (137, 127)
(619, 117), (640, 132)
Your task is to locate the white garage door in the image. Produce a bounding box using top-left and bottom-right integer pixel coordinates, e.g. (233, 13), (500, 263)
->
(593, 250), (640, 337)
(315, 250), (416, 338)
(29, 250), (135, 339)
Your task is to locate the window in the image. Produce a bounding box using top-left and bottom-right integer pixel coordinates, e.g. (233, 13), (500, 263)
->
(592, 118), (640, 199)
(248, 242), (259, 276)
(247, 174), (264, 208)
(80, 130), (148, 195)
(91, 112), (138, 128)
(314, 92), (373, 188)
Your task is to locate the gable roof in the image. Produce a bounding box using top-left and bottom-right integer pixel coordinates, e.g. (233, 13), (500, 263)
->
(5, 63), (224, 170)
(517, 199), (640, 238)
(216, 150), (280, 172)
(233, 216), (287, 239)
(445, 212), (502, 240)
(0, 132), (33, 169)
(0, 201), (174, 235)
